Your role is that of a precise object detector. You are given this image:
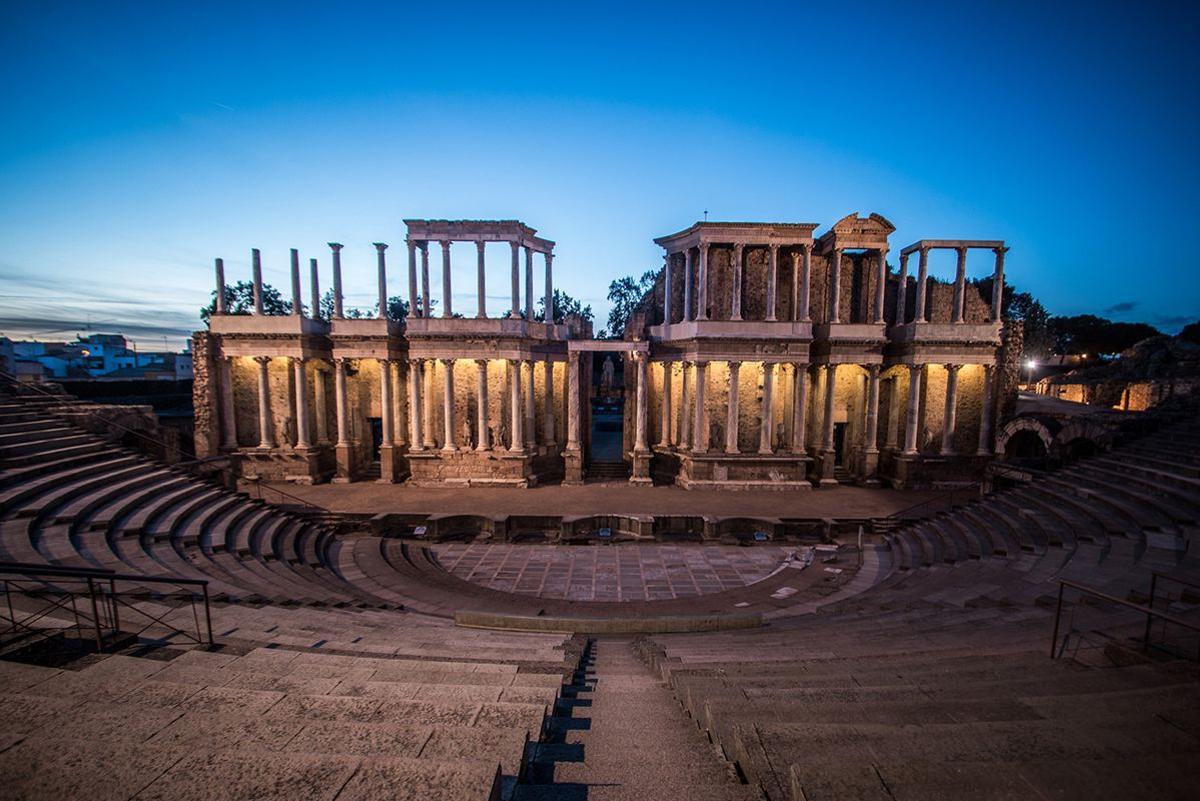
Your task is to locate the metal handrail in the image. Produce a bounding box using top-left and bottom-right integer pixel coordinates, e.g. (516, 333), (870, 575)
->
(1050, 578), (1200, 661)
(888, 485), (978, 521)
(0, 560), (209, 587)
(245, 476), (332, 515)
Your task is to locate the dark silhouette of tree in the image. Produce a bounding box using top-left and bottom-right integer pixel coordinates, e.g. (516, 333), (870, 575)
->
(602, 269), (657, 339)
(200, 281), (291, 324)
(1179, 321), (1200, 345)
(535, 289), (594, 324)
(1049, 315), (1160, 356)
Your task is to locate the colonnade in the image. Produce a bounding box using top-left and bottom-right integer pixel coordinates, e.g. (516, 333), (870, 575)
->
(894, 245), (1009, 324)
(402, 239), (554, 321)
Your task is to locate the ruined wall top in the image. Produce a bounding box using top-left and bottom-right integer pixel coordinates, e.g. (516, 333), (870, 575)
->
(815, 212), (896, 253)
(654, 221), (819, 252)
(403, 219), (554, 252)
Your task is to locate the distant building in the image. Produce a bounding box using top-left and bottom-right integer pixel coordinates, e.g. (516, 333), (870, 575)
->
(2, 332), (193, 381)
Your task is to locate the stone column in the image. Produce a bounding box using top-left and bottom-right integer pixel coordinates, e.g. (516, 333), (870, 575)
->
(914, 247), (929, 323)
(334, 357), (353, 480)
(725, 361), (741, 454)
(420, 242), (431, 318)
(874, 249), (888, 324)
(378, 358), (393, 451)
(524, 359), (536, 449)
(441, 359), (456, 451)
(693, 361), (709, 452)
(251, 248), (264, 314)
(373, 243), (388, 318)
(679, 361), (692, 448)
(683, 250), (694, 321)
(662, 252), (672, 325)
(828, 249), (842, 323)
(254, 356), (274, 448)
(863, 364), (881, 479)
(407, 239), (419, 318)
(885, 376), (901, 450)
(219, 356), (237, 449)
(524, 247), (534, 321)
(214, 258), (227, 313)
(759, 362), (776, 454)
(309, 258), (320, 320)
(822, 364), (837, 453)
(313, 363), (329, 445)
(895, 253), (909, 324)
(293, 357), (311, 448)
(509, 241), (521, 318)
(290, 249), (303, 316)
(658, 361), (672, 448)
(767, 244), (779, 321)
(407, 359), (425, 452)
(903, 364), (923, 455)
(790, 363), (808, 454)
(633, 353), (649, 452)
(422, 360), (436, 449)
(474, 359), (490, 451)
(475, 241), (487, 319)
(329, 243), (344, 319)
(730, 243), (744, 321)
(509, 359), (525, 452)
(941, 364), (961, 454)
(566, 353), (581, 451)
(391, 361), (405, 447)
(978, 364), (995, 455)
(991, 247), (1007, 322)
(440, 240), (453, 318)
(952, 247), (967, 323)
(543, 359), (556, 446)
(697, 243), (710, 321)
(798, 245), (812, 322)
(544, 252), (554, 324)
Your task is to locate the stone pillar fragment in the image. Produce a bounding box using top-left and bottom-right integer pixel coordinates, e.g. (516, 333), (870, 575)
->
(725, 361), (741, 454)
(422, 360), (436, 449)
(524, 247), (534, 321)
(759, 362), (776, 454)
(509, 241), (521, 318)
(828, 249), (842, 323)
(874, 249), (888, 324)
(214, 258), (227, 314)
(309, 258), (320, 321)
(941, 364), (961, 454)
(543, 359), (556, 446)
(254, 356), (273, 448)
(904, 364), (923, 455)
(697, 244), (709, 321)
(290, 249), (303, 316)
(333, 357), (353, 481)
(420, 243), (431, 318)
(544, 252), (554, 324)
(683, 250), (694, 321)
(978, 364), (995, 455)
(679, 361), (692, 448)
(509, 359), (525, 453)
(373, 243), (388, 318)
(895, 253), (909, 324)
(252, 248), (264, 314)
(441, 359), (456, 451)
(378, 358), (393, 450)
(991, 247), (1007, 322)
(952, 247), (967, 323)
(408, 359), (425, 452)
(731, 243), (744, 321)
(914, 248), (929, 323)
(658, 361), (672, 448)
(566, 353), (580, 450)
(219, 356), (237, 449)
(863, 364), (881, 481)
(475, 241), (487, 319)
(791, 363), (808, 454)
(293, 357), (311, 448)
(474, 359), (490, 451)
(633, 353), (649, 453)
(662, 252), (672, 325)
(822, 364), (837, 453)
(693, 361), (709, 453)
(767, 244), (779, 321)
(407, 240), (419, 318)
(798, 245), (812, 322)
(524, 360), (536, 449)
(314, 364), (329, 445)
(329, 243), (344, 319)
(440, 240), (453, 318)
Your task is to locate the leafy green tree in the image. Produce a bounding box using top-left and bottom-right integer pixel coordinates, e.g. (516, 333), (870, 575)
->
(603, 269), (658, 339)
(535, 289), (594, 324)
(319, 291), (425, 321)
(973, 277), (1051, 358)
(200, 281), (292, 324)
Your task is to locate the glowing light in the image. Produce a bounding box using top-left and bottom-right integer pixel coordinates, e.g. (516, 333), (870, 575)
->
(1025, 359), (1037, 369)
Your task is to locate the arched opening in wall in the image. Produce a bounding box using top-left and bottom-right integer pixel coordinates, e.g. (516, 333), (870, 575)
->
(1005, 429), (1047, 463)
(1061, 437), (1099, 463)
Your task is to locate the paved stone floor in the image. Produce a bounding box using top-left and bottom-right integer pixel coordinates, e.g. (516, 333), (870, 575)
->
(263, 480), (938, 519)
(432, 544), (798, 601)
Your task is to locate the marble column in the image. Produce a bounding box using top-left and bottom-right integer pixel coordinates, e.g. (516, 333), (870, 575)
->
(725, 361), (741, 454)
(693, 361), (709, 452)
(767, 244), (779, 321)
(420, 242), (431, 318)
(290, 249), (303, 316)
(895, 253), (909, 324)
(791, 363), (808, 454)
(658, 361), (672, 448)
(373, 243), (388, 318)
(543, 359), (556, 446)
(334, 358), (350, 447)
(475, 241), (487, 319)
(329, 243), (344, 319)
(219, 356), (237, 449)
(254, 356), (273, 448)
(422, 360), (436, 449)
(391, 361), (405, 447)
(524, 247), (534, 321)
(978, 364), (995, 455)
(864, 364), (881, 459)
(313, 364), (329, 445)
(407, 359), (425, 452)
(252, 248), (264, 314)
(903, 364), (923, 455)
(524, 359), (536, 449)
(634, 353), (649, 452)
(407, 240), (419, 318)
(822, 364), (838, 453)
(874, 249), (888, 324)
(952, 247), (967, 323)
(309, 258), (320, 320)
(759, 362), (776, 454)
(914, 247), (929, 323)
(828, 249), (843, 323)
(475, 359), (490, 451)
(544, 252), (554, 323)
(798, 244), (812, 322)
(731, 243), (744, 321)
(378, 358), (393, 452)
(214, 258), (227, 313)
(509, 359), (525, 452)
(991, 247), (1007, 322)
(509, 241), (521, 318)
(440, 240), (453, 318)
(679, 361), (692, 448)
(697, 244), (710, 321)
(683, 249), (694, 321)
(293, 357), (311, 448)
(885, 376), (901, 450)
(941, 364), (961, 454)
(662, 252), (672, 325)
(566, 352), (581, 451)
(441, 358), (456, 452)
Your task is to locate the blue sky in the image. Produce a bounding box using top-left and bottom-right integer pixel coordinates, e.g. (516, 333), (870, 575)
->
(1, 1), (1197, 348)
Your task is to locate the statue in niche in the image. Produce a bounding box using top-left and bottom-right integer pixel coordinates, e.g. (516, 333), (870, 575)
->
(601, 356), (615, 389)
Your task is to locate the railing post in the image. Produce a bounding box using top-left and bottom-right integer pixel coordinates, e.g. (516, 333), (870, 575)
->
(86, 578), (104, 652)
(1143, 573), (1158, 652)
(3, 579), (13, 635)
(109, 578), (119, 635)
(1050, 581), (1065, 659)
(203, 583), (214, 646)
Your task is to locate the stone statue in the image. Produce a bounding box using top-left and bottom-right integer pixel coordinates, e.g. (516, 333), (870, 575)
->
(601, 356), (615, 389)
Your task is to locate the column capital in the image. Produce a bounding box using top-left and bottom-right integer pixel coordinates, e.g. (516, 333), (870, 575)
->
(475, 240), (486, 253)
(698, 241), (710, 254)
(798, 241), (810, 254)
(377, 356), (391, 367)
(439, 357), (455, 367)
(439, 239), (452, 251)
(474, 357), (488, 367)
(510, 240), (520, 252)
(944, 362), (962, 372)
(373, 242), (388, 253)
(867, 363), (881, 378)
(907, 362), (922, 374)
(253, 355), (272, 365)
(955, 245), (968, 257)
(544, 251), (554, 263)
(407, 357), (422, 368)
(899, 252), (909, 266)
(993, 245), (1010, 256)
(768, 242), (780, 254)
(416, 240), (429, 252)
(328, 242), (343, 252)
(727, 360), (741, 370)
(733, 242), (744, 255)
(333, 356), (351, 366)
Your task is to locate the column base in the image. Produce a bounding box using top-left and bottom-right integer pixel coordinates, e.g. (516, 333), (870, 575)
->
(814, 449), (838, 485)
(630, 450), (652, 485)
(379, 445), (400, 484)
(334, 443), (355, 483)
(564, 448), (584, 485)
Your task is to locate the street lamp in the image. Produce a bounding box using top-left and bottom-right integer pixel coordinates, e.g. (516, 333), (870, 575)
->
(1024, 359), (1037, 385)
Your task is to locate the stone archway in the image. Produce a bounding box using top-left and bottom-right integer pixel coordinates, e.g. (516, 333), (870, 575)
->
(996, 417), (1054, 461)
